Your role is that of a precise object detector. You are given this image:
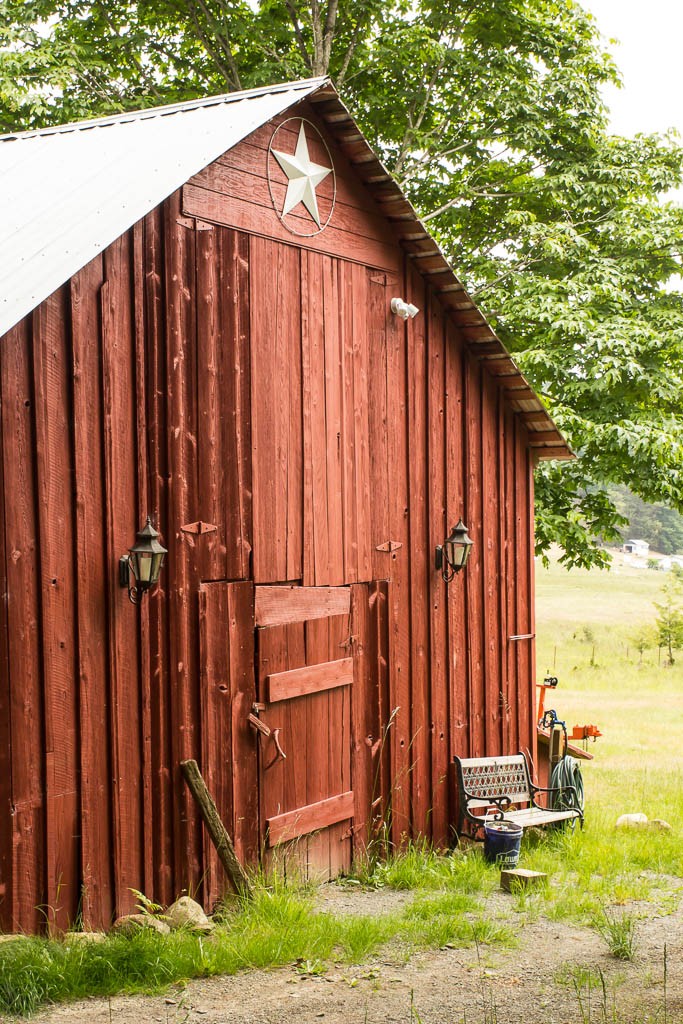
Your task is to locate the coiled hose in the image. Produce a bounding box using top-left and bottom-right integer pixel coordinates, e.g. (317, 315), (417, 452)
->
(550, 755), (585, 816)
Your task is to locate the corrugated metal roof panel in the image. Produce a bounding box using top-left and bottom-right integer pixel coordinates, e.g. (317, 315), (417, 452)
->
(0, 78), (326, 338)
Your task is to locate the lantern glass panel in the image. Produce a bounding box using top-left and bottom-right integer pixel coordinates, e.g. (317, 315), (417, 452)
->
(135, 551), (154, 583)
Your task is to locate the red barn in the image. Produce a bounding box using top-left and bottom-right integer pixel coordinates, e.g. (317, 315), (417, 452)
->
(0, 78), (570, 933)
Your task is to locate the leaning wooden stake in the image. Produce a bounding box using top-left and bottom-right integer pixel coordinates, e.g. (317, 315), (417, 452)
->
(181, 759), (253, 899)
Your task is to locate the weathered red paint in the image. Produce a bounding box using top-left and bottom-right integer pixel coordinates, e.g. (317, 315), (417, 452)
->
(0, 97), (544, 933)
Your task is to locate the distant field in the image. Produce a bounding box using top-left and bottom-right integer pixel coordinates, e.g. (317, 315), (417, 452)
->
(535, 547), (683, 806)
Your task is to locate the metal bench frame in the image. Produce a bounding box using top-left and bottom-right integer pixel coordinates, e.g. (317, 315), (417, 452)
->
(453, 752), (583, 840)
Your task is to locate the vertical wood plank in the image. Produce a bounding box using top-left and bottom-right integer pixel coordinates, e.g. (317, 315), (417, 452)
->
(426, 299), (450, 838)
(0, 326), (12, 932)
(199, 583), (231, 907)
(405, 268), (430, 838)
(1, 319), (45, 933)
(498, 395), (511, 754)
(33, 290), (80, 931)
(445, 326), (468, 840)
(385, 269), (411, 843)
(351, 265), (373, 583)
(250, 237), (302, 583)
(464, 354), (485, 757)
(340, 261), (358, 584)
(481, 371), (501, 756)
(196, 225), (227, 583)
(165, 194), (202, 896)
(102, 235), (143, 917)
(514, 418), (531, 758)
(301, 251), (329, 585)
(228, 582), (258, 867)
(326, 611), (352, 877)
(368, 277), (390, 580)
(143, 205), (175, 907)
(71, 255), (114, 928)
(323, 257), (344, 586)
(133, 220), (155, 901)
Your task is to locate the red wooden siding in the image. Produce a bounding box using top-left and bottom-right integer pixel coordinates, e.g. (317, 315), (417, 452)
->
(0, 103), (540, 932)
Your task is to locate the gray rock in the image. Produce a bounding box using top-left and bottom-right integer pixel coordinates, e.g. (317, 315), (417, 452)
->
(112, 914), (171, 935)
(165, 895), (213, 933)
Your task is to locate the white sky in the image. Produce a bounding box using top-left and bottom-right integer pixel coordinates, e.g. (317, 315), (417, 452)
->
(584, 0), (683, 138)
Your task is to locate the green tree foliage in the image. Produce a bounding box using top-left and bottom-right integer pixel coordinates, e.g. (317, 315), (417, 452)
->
(3, 0), (683, 568)
(654, 573), (683, 665)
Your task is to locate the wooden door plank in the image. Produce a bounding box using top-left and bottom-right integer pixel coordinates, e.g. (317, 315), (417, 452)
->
(284, 622), (309, 880)
(266, 658), (353, 702)
(227, 582), (258, 867)
(199, 583), (231, 908)
(267, 791), (354, 847)
(71, 255), (114, 929)
(255, 584), (350, 626)
(326, 612), (352, 877)
(302, 617), (331, 878)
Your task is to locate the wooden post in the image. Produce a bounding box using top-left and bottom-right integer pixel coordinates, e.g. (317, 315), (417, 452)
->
(180, 759), (253, 899)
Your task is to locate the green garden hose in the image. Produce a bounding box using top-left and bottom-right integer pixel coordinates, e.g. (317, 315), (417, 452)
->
(550, 754), (585, 815)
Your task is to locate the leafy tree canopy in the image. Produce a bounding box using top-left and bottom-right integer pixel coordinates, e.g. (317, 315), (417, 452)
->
(3, 0), (683, 570)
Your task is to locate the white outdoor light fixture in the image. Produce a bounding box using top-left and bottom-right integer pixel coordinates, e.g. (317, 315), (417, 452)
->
(391, 297), (420, 320)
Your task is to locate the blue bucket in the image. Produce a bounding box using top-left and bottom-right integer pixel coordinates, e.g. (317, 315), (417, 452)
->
(484, 819), (522, 869)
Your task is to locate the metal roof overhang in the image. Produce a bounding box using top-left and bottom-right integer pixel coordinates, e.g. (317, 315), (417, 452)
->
(0, 76), (571, 459)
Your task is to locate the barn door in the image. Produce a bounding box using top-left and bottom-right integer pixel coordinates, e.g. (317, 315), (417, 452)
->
(254, 585), (355, 881)
(199, 580), (390, 898)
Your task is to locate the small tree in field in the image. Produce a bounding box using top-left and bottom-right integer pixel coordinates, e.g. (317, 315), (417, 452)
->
(632, 626), (655, 666)
(655, 576), (683, 665)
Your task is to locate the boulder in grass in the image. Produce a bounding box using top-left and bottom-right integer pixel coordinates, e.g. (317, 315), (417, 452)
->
(615, 813), (673, 831)
(112, 914), (171, 935)
(64, 931), (107, 944)
(165, 896), (213, 933)
(615, 813), (648, 829)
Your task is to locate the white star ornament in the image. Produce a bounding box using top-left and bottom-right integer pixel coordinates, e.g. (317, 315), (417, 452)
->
(272, 121), (332, 227)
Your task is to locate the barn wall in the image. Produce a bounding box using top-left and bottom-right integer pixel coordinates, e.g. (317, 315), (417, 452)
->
(0, 109), (538, 933)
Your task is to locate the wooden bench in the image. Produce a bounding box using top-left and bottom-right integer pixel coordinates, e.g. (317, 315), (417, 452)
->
(453, 752), (583, 840)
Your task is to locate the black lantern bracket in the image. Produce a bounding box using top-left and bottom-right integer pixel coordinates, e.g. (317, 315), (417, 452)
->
(119, 516), (168, 605)
(435, 518), (473, 583)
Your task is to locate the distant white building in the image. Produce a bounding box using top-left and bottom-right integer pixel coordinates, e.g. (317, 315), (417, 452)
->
(623, 539), (650, 557)
(658, 556), (683, 571)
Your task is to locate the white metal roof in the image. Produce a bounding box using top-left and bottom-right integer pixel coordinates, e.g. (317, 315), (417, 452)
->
(0, 78), (326, 339)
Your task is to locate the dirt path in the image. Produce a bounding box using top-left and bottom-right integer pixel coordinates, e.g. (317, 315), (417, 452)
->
(25, 884), (683, 1024)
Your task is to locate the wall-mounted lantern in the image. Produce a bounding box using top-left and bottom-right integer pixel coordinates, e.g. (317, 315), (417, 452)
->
(119, 516), (168, 604)
(435, 519), (473, 583)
